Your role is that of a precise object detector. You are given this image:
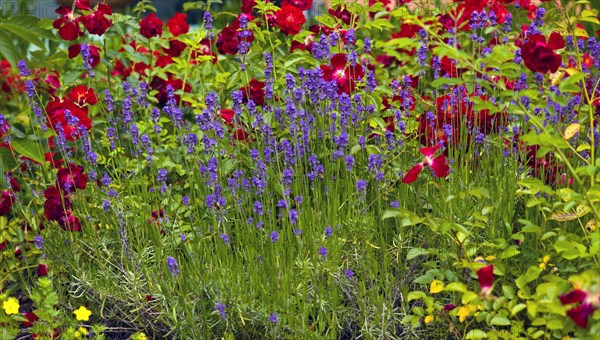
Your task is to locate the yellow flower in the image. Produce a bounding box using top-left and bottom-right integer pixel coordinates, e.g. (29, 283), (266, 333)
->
(78, 327), (88, 336)
(457, 305), (477, 323)
(2, 297), (19, 315)
(430, 280), (445, 294)
(74, 306), (91, 321)
(131, 332), (148, 340)
(424, 315), (434, 324)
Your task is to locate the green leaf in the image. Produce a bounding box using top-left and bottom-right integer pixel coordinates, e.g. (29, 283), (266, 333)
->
(0, 30), (18, 67)
(490, 315), (511, 326)
(511, 303), (527, 316)
(559, 72), (586, 93)
(407, 291), (426, 301)
(464, 330), (488, 339)
(11, 138), (45, 165)
(0, 146), (18, 171)
(406, 248), (429, 260)
(444, 282), (467, 293)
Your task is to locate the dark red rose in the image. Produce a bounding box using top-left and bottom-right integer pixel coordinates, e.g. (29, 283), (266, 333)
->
(68, 44), (101, 67)
(53, 7), (83, 41)
(43, 186), (71, 221)
(45, 98), (92, 142)
(164, 39), (187, 57)
(140, 13), (163, 39)
(276, 5), (306, 35)
(36, 264), (48, 276)
(0, 190), (14, 216)
(75, 0), (91, 10)
(328, 5), (355, 26)
(111, 59), (132, 78)
(450, 0), (486, 31)
(66, 85), (98, 107)
(282, 0), (313, 11)
(81, 3), (112, 36)
(521, 32), (564, 74)
(241, 0), (256, 14)
(22, 311), (39, 328)
(56, 163), (88, 193)
(241, 79), (266, 106)
(60, 213), (81, 232)
(167, 13), (189, 37)
(217, 25), (240, 55)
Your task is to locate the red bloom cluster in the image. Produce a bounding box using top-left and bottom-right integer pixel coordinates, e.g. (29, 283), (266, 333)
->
(53, 3), (112, 40)
(45, 86), (96, 141)
(167, 13), (189, 37)
(217, 16), (255, 55)
(560, 289), (600, 328)
(140, 13), (164, 39)
(276, 5), (306, 35)
(240, 79), (266, 106)
(477, 264), (494, 296)
(418, 88), (506, 147)
(42, 163), (88, 232)
(521, 32), (564, 74)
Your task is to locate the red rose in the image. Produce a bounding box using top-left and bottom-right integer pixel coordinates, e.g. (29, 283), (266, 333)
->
(45, 98), (92, 141)
(167, 13), (189, 37)
(140, 13), (163, 39)
(36, 264), (49, 277)
(81, 3), (112, 36)
(521, 32), (564, 74)
(60, 213), (82, 232)
(164, 39), (187, 57)
(240, 79), (266, 106)
(75, 0), (91, 10)
(241, 0), (256, 14)
(0, 190), (14, 216)
(43, 186), (72, 221)
(282, 0), (313, 11)
(53, 7), (83, 41)
(66, 85), (98, 107)
(276, 5), (306, 35)
(217, 26), (240, 55)
(56, 163), (88, 193)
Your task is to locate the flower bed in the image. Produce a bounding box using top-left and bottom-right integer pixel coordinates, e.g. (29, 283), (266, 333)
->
(0, 0), (599, 338)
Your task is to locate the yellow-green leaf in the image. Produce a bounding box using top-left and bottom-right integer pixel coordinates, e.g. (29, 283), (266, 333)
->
(430, 280), (445, 294)
(563, 123), (580, 140)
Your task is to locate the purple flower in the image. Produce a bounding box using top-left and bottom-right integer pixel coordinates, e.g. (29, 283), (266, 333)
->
(345, 155), (354, 171)
(293, 228), (302, 236)
(318, 246), (328, 260)
(390, 201), (400, 208)
(166, 256), (179, 276)
(324, 226), (333, 238)
(17, 60), (31, 76)
(182, 196), (190, 208)
(344, 268), (354, 279)
(269, 312), (279, 324)
(220, 233), (230, 245)
(289, 209), (298, 225)
(34, 235), (44, 250)
(157, 168), (168, 183)
(215, 301), (228, 319)
(254, 201), (264, 215)
(356, 179), (367, 192)
(270, 231), (279, 243)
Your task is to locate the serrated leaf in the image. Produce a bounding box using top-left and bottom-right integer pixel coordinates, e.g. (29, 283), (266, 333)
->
(549, 205), (590, 221)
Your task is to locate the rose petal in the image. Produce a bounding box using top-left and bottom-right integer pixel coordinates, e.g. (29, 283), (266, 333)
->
(547, 31), (565, 50)
(477, 264), (494, 291)
(430, 154), (450, 178)
(419, 144), (441, 158)
(559, 289), (588, 305)
(402, 163), (423, 184)
(567, 303), (595, 328)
